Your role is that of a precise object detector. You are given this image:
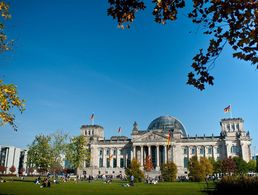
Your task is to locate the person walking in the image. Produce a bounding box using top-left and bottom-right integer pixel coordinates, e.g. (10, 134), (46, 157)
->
(130, 175), (134, 186)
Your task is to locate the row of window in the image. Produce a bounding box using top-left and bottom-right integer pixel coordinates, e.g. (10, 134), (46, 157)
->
(99, 158), (126, 168)
(183, 146), (218, 155)
(226, 123), (240, 132)
(99, 148), (128, 156)
(84, 130), (94, 136)
(182, 145), (240, 155)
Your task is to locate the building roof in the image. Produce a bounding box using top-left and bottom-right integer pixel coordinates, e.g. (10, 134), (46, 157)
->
(147, 116), (187, 136)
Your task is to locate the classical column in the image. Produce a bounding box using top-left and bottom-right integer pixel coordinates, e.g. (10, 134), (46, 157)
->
(133, 146), (136, 159)
(117, 148), (120, 168)
(103, 148), (106, 167)
(110, 148), (113, 168)
(212, 146), (215, 159)
(125, 152), (127, 167)
(148, 145), (151, 157)
(164, 145), (167, 163)
(156, 145), (160, 167)
(140, 145), (143, 167)
(225, 144), (229, 158)
(131, 148), (133, 162)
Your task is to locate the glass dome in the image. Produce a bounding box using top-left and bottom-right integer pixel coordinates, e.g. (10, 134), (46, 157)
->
(147, 116), (187, 136)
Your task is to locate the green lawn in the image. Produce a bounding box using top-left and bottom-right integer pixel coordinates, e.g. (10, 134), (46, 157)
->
(0, 179), (211, 195)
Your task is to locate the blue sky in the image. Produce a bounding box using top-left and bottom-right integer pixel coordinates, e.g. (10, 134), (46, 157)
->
(1, 0), (258, 154)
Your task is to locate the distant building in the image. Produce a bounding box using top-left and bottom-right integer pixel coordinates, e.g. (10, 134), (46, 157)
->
(78, 116), (252, 177)
(0, 145), (27, 175)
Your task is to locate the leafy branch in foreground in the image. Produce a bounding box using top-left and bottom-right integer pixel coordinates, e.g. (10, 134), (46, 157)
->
(107, 0), (258, 90)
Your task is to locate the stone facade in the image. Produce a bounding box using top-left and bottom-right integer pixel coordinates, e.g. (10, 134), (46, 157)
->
(78, 116), (252, 177)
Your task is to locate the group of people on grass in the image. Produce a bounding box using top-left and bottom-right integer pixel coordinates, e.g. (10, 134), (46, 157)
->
(34, 176), (51, 188)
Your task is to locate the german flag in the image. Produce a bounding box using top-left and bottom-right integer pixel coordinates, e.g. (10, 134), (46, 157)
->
(224, 105), (231, 113)
(167, 131), (171, 146)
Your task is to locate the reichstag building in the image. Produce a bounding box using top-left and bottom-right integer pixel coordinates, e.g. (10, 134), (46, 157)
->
(79, 116), (252, 177)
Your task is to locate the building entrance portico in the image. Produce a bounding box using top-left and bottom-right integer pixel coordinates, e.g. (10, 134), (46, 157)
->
(133, 142), (170, 171)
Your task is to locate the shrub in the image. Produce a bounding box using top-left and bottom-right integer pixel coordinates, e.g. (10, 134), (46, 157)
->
(125, 158), (144, 182)
(160, 162), (177, 182)
(9, 165), (16, 174)
(0, 165), (7, 174)
(214, 176), (258, 195)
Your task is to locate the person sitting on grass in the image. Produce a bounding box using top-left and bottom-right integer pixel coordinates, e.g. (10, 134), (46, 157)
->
(40, 178), (50, 188)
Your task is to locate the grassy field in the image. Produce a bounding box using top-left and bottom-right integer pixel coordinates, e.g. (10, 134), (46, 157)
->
(0, 179), (210, 195)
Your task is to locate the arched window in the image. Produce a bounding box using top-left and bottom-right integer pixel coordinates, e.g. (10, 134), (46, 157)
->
(183, 147), (188, 155)
(183, 157), (188, 168)
(99, 148), (103, 156)
(208, 146), (212, 154)
(191, 146), (196, 155)
(199, 147), (205, 155)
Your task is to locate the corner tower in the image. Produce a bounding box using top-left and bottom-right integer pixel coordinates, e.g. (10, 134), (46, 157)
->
(220, 118), (251, 161)
(80, 124), (104, 142)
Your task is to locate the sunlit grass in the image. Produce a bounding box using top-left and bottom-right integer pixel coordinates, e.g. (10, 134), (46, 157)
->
(0, 179), (208, 195)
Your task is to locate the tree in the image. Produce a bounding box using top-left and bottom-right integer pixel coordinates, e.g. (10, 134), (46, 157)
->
(0, 2), (25, 131)
(144, 155), (153, 171)
(107, 0), (258, 90)
(0, 165), (6, 174)
(65, 135), (90, 173)
(221, 157), (236, 175)
(233, 156), (248, 175)
(27, 135), (53, 174)
(50, 131), (68, 175)
(125, 158), (144, 182)
(200, 157), (213, 177)
(247, 160), (256, 173)
(9, 165), (16, 174)
(188, 155), (204, 181)
(160, 161), (177, 182)
(213, 159), (222, 174)
(209, 157), (221, 175)
(0, 1), (12, 53)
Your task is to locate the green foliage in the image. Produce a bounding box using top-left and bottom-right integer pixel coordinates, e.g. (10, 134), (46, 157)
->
(50, 131), (68, 173)
(200, 157), (213, 176)
(188, 156), (214, 182)
(125, 158), (144, 182)
(65, 135), (90, 171)
(107, 0), (258, 90)
(247, 160), (256, 173)
(27, 135), (53, 173)
(233, 156), (248, 175)
(160, 161), (177, 182)
(188, 155), (204, 182)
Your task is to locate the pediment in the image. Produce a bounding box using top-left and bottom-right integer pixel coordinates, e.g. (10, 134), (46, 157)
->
(134, 131), (168, 143)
